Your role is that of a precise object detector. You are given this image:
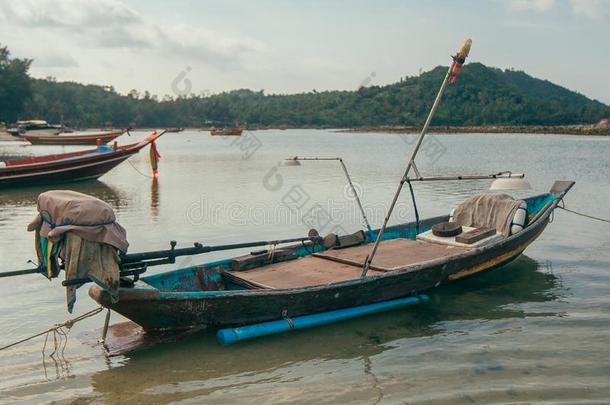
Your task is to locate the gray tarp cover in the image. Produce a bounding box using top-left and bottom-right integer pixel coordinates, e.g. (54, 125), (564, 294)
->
(27, 190), (128, 252)
(452, 193), (524, 237)
(28, 190), (127, 312)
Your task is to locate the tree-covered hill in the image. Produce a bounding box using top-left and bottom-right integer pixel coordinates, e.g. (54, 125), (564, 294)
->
(2, 43), (609, 128)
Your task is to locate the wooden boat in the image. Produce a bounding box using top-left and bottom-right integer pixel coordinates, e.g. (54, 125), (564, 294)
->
(210, 127), (243, 136)
(89, 181), (574, 332)
(20, 130), (124, 145)
(4, 41), (577, 348)
(0, 133), (158, 188)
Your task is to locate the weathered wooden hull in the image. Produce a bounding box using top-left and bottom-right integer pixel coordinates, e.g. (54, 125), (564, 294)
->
(90, 222), (539, 330)
(89, 182), (573, 331)
(210, 128), (243, 136)
(21, 130), (123, 145)
(89, 182), (574, 332)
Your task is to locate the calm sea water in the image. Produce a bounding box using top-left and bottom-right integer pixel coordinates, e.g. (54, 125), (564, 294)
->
(0, 130), (609, 404)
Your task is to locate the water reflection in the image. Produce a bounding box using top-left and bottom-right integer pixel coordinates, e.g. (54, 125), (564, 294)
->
(86, 255), (561, 402)
(0, 181), (123, 209)
(150, 178), (160, 221)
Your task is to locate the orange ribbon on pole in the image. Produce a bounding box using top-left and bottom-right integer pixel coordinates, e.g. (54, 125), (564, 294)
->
(149, 141), (161, 177)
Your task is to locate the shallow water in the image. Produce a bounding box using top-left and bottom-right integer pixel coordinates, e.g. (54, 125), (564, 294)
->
(0, 130), (609, 403)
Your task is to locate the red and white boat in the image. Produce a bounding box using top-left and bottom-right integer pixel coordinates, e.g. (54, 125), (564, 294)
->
(20, 130), (125, 145)
(0, 132), (164, 188)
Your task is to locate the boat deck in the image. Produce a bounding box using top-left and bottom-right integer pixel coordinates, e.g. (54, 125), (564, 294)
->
(314, 238), (470, 271)
(228, 238), (470, 289)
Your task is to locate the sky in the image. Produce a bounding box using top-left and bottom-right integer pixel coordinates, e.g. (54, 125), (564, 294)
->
(0, 0), (609, 103)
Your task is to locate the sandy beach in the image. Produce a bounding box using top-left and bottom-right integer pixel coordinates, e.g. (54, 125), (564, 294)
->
(0, 131), (23, 142)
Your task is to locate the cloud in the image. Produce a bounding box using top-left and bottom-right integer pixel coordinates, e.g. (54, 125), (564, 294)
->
(569, 0), (609, 19)
(152, 24), (268, 70)
(507, 0), (556, 12)
(0, 0), (139, 28)
(90, 26), (154, 49)
(0, 0), (267, 69)
(33, 51), (78, 68)
(503, 0), (608, 18)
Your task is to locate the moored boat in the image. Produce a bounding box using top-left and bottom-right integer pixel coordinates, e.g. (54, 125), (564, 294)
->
(20, 130), (125, 145)
(210, 127), (243, 136)
(2, 39), (581, 351)
(0, 131), (163, 188)
(88, 181), (574, 332)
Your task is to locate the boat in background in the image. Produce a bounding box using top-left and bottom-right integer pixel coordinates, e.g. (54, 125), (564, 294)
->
(21, 130), (125, 145)
(6, 120), (63, 137)
(0, 131), (160, 188)
(210, 127), (243, 136)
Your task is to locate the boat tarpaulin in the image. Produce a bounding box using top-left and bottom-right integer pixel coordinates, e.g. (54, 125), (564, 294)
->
(27, 190), (127, 312)
(27, 190), (128, 252)
(452, 193), (524, 237)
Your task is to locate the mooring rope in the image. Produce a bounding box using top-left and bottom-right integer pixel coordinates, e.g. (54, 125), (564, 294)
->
(126, 159), (153, 179)
(0, 307), (104, 352)
(557, 204), (610, 224)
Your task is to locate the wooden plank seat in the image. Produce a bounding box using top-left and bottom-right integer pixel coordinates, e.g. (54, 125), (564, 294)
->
(224, 256), (385, 289)
(225, 238), (469, 289)
(314, 238), (470, 272)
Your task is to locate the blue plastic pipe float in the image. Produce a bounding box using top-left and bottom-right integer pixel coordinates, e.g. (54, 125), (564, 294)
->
(217, 294), (430, 345)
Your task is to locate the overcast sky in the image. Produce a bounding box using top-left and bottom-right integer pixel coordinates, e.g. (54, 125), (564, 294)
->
(1, 0), (608, 103)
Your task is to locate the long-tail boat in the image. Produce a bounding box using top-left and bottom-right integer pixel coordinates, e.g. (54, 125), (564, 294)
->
(85, 40), (574, 340)
(88, 181), (574, 335)
(20, 130), (125, 145)
(0, 40), (579, 350)
(0, 131), (170, 188)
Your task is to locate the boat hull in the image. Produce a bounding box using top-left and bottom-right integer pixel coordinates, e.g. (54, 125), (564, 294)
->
(21, 130), (123, 145)
(90, 201), (554, 332)
(0, 137), (153, 188)
(0, 153), (134, 187)
(210, 128), (243, 136)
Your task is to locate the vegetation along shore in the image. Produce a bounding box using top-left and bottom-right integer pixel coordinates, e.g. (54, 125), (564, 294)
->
(337, 120), (610, 136)
(1, 42), (609, 131)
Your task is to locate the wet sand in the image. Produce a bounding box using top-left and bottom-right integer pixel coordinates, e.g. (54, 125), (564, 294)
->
(0, 131), (23, 142)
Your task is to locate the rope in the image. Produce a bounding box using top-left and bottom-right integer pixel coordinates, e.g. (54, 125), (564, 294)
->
(127, 158), (153, 179)
(406, 179), (420, 234)
(40, 210), (116, 229)
(0, 307), (104, 352)
(557, 205), (610, 223)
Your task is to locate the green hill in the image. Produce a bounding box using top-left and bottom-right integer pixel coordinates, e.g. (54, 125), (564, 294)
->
(16, 63), (610, 128)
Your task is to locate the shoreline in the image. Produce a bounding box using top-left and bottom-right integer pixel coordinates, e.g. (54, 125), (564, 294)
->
(0, 131), (23, 142)
(335, 125), (610, 136)
(2, 125), (610, 141)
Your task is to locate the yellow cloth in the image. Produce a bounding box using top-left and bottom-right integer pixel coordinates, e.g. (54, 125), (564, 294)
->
(62, 233), (120, 313)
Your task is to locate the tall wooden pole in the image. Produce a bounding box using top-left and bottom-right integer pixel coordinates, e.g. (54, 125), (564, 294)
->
(361, 39), (472, 277)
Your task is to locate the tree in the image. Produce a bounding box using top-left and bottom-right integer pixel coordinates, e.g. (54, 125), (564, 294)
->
(0, 44), (32, 123)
